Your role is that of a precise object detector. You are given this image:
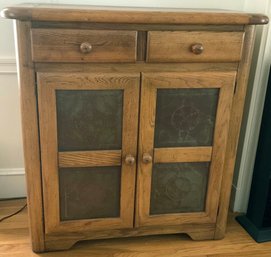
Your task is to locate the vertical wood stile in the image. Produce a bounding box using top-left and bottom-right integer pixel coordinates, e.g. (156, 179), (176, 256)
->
(14, 21), (45, 252)
(214, 25), (256, 239)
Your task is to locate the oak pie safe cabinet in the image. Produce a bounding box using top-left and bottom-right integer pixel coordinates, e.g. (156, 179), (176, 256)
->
(1, 4), (268, 252)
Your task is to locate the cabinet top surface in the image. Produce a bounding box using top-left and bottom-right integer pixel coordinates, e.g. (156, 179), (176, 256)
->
(0, 3), (268, 25)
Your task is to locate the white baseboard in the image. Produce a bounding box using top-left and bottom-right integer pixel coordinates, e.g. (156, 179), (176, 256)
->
(0, 168), (25, 176)
(0, 168), (26, 199)
(0, 58), (17, 74)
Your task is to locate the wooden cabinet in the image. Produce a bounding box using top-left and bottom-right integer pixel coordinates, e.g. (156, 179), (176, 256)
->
(1, 4), (268, 252)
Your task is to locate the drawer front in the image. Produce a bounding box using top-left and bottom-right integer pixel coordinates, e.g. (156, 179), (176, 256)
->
(147, 31), (244, 63)
(31, 29), (137, 63)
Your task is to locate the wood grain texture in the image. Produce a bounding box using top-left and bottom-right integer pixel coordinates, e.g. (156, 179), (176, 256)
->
(154, 147), (213, 163)
(44, 223), (216, 251)
(137, 31), (147, 61)
(37, 70), (59, 235)
(37, 72), (140, 89)
(147, 31), (244, 63)
(205, 72), (236, 226)
(135, 72), (156, 229)
(35, 63), (239, 73)
(1, 4), (268, 25)
(140, 71), (237, 89)
(14, 21), (45, 252)
(32, 22), (245, 32)
(38, 73), (140, 235)
(136, 72), (235, 229)
(138, 73), (206, 227)
(31, 29), (137, 62)
(1, 200), (271, 256)
(120, 72), (140, 229)
(214, 25), (257, 239)
(58, 150), (121, 167)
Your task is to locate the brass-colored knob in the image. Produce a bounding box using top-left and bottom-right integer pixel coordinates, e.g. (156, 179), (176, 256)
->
(80, 42), (92, 54)
(142, 153), (152, 164)
(125, 154), (135, 165)
(191, 43), (204, 55)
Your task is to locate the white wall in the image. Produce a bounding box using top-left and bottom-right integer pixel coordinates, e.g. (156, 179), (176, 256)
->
(0, 0), (269, 211)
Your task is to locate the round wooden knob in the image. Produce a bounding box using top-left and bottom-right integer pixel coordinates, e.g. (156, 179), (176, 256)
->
(142, 153), (152, 164)
(191, 43), (204, 55)
(80, 42), (92, 54)
(125, 155), (135, 165)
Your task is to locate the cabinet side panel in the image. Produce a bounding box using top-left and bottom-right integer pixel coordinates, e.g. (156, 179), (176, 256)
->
(214, 25), (256, 239)
(14, 21), (45, 252)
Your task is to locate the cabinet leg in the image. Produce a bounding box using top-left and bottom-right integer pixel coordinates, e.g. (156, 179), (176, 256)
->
(214, 225), (226, 240)
(44, 239), (78, 252)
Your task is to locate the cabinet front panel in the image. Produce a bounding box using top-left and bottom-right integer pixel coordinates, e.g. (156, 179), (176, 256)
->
(154, 88), (219, 148)
(38, 73), (139, 234)
(150, 162), (209, 215)
(56, 90), (123, 151)
(136, 72), (236, 227)
(59, 166), (121, 221)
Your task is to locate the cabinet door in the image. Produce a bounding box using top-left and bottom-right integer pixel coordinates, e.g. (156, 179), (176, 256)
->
(136, 72), (236, 227)
(37, 73), (139, 234)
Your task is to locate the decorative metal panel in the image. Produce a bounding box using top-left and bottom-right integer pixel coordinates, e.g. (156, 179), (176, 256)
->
(56, 90), (123, 151)
(59, 166), (121, 221)
(154, 88), (219, 147)
(150, 162), (209, 215)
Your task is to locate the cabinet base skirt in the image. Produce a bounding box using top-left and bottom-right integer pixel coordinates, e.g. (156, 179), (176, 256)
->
(42, 224), (218, 252)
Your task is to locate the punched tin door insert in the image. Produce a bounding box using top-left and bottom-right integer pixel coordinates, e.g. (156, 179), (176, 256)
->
(136, 71), (236, 227)
(37, 72), (140, 234)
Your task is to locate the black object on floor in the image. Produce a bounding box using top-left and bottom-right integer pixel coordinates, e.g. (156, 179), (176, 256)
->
(236, 66), (271, 242)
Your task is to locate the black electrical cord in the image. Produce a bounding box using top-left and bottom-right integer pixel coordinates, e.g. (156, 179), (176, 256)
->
(0, 202), (27, 223)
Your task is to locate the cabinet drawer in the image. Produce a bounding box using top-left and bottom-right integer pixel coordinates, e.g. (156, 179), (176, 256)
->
(147, 31), (244, 63)
(31, 29), (137, 63)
